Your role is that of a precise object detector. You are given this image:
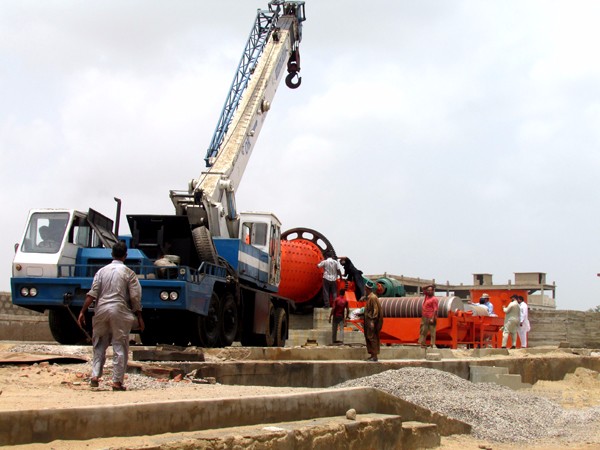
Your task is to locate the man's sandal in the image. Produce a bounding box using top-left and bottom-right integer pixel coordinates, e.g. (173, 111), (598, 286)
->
(90, 378), (99, 388)
(111, 383), (127, 391)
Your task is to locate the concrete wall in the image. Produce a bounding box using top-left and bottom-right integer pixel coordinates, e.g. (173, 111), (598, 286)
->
(0, 387), (470, 446)
(529, 309), (600, 348)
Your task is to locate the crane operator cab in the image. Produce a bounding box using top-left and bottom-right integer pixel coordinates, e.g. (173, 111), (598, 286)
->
(13, 208), (118, 280)
(214, 211), (282, 289)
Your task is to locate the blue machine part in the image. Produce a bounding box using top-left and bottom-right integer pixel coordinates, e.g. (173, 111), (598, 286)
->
(74, 247), (153, 277)
(213, 238), (274, 290)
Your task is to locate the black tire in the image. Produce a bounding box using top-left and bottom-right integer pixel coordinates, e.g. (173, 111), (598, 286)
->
(274, 307), (287, 347)
(242, 303), (276, 347)
(264, 303), (276, 347)
(192, 226), (218, 265)
(220, 293), (239, 347)
(190, 313), (207, 347)
(48, 308), (87, 345)
(199, 292), (221, 347)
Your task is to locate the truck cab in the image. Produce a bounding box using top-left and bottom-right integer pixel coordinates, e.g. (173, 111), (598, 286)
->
(13, 209), (115, 283)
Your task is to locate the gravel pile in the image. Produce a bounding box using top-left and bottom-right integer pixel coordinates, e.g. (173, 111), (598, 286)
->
(334, 367), (600, 443)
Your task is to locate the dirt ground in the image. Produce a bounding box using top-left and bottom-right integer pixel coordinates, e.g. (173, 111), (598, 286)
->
(1, 343), (600, 449)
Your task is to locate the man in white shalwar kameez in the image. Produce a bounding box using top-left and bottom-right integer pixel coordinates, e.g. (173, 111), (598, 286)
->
(502, 295), (520, 349)
(78, 241), (144, 390)
(517, 295), (530, 348)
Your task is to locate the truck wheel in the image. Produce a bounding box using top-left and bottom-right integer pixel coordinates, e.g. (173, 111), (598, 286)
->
(264, 303), (276, 347)
(240, 303), (276, 347)
(220, 293), (238, 347)
(192, 226), (218, 265)
(274, 307), (288, 347)
(199, 292), (221, 347)
(48, 309), (87, 345)
(190, 314), (207, 347)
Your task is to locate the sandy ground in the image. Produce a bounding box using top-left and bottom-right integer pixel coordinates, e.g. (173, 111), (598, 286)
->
(1, 342), (600, 449)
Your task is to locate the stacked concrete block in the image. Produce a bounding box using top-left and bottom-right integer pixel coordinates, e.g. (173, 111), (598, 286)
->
(287, 308), (366, 347)
(470, 365), (532, 390)
(401, 421), (441, 449)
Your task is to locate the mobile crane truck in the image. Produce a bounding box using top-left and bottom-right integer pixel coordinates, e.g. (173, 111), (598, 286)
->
(10, 1), (332, 348)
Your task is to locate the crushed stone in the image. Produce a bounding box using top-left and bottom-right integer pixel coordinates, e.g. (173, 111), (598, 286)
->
(334, 367), (600, 443)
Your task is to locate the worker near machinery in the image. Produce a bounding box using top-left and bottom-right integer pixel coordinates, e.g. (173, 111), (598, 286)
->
(517, 295), (530, 348)
(317, 253), (343, 308)
(329, 288), (349, 344)
(501, 294), (520, 349)
(364, 282), (383, 361)
(418, 284), (439, 349)
(77, 241), (144, 391)
(479, 293), (496, 316)
(339, 256), (366, 301)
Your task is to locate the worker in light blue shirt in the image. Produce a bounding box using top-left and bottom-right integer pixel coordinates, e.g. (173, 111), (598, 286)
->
(480, 293), (495, 316)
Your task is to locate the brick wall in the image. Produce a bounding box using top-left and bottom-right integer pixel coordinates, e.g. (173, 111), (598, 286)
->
(0, 291), (48, 316)
(0, 291), (53, 341)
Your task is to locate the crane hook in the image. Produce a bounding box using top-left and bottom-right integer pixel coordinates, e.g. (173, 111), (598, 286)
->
(285, 49), (301, 89)
(285, 72), (302, 89)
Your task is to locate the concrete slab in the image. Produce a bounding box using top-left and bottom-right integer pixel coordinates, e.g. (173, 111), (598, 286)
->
(15, 414), (406, 450)
(470, 365), (533, 390)
(204, 345), (448, 361)
(169, 354), (600, 388)
(402, 421), (441, 449)
(425, 352), (442, 361)
(470, 365), (509, 383)
(471, 348), (509, 357)
(0, 387), (470, 446)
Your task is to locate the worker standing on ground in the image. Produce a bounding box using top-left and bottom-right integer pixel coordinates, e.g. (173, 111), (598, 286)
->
(78, 241), (144, 391)
(339, 256), (366, 301)
(364, 282), (383, 361)
(418, 284), (439, 349)
(502, 295), (520, 349)
(329, 288), (349, 344)
(517, 295), (530, 348)
(317, 253), (343, 308)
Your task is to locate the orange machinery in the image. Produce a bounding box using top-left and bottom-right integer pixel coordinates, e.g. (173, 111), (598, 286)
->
(347, 279), (505, 349)
(275, 230), (510, 349)
(277, 227), (338, 306)
(469, 289), (529, 348)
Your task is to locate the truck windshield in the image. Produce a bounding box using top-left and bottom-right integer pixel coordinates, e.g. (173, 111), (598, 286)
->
(21, 212), (70, 254)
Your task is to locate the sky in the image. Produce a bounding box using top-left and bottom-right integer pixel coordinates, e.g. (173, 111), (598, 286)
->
(2, 1), (600, 311)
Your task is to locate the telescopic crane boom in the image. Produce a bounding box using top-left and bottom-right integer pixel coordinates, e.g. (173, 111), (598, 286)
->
(170, 1), (306, 240)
